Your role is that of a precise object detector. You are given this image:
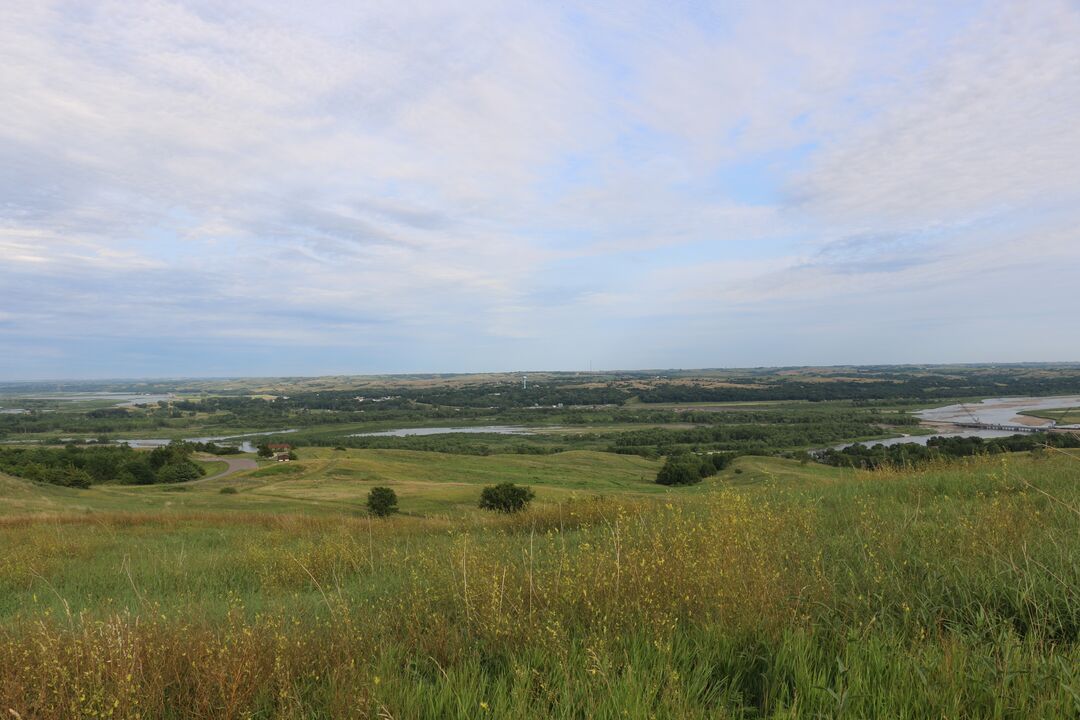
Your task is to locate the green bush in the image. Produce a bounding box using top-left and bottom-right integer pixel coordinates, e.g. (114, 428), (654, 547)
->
(478, 483), (535, 513)
(219, 486), (238, 494)
(157, 461), (203, 484)
(367, 486), (398, 517)
(655, 454), (706, 486)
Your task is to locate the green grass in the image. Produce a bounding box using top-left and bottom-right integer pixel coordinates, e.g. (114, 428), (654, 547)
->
(1, 451), (1077, 718)
(0, 448), (666, 517)
(196, 459), (228, 477)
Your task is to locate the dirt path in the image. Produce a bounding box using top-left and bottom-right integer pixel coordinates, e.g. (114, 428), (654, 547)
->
(195, 455), (258, 483)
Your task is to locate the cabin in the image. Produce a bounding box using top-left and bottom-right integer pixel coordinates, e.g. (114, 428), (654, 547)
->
(267, 443), (293, 452)
(275, 453), (291, 462)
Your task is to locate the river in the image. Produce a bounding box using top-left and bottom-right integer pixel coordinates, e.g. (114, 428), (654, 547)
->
(833, 395), (1080, 450)
(114, 429), (299, 453)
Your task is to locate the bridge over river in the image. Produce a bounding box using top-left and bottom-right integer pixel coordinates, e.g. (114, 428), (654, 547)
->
(950, 421), (1070, 434)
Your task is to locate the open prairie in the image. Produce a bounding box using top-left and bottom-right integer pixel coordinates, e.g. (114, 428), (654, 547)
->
(2, 449), (1078, 718)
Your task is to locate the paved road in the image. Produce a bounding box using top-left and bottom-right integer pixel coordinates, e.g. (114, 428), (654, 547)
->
(196, 455), (258, 483)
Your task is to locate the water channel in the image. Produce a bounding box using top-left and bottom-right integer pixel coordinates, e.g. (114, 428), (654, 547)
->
(834, 395), (1080, 450)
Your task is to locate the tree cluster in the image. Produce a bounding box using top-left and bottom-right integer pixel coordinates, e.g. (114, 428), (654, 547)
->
(817, 432), (1080, 469)
(0, 442), (205, 487)
(655, 452), (734, 486)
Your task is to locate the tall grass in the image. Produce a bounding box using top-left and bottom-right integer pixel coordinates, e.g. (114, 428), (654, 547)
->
(1, 453), (1077, 718)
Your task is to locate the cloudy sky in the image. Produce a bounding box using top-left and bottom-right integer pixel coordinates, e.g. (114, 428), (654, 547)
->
(2, 1), (1079, 379)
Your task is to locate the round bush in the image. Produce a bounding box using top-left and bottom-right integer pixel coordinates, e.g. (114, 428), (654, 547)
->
(367, 486), (398, 517)
(478, 483), (535, 513)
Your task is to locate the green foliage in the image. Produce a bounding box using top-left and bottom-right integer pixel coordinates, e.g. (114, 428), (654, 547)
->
(0, 442), (203, 487)
(819, 431), (1080, 469)
(219, 486), (238, 494)
(655, 452), (733, 486)
(186, 441), (241, 455)
(655, 454), (706, 486)
(156, 461), (203, 484)
(478, 482), (535, 512)
(366, 486), (399, 517)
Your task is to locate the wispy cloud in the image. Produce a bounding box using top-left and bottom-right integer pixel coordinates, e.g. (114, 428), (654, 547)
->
(1, 0), (1078, 378)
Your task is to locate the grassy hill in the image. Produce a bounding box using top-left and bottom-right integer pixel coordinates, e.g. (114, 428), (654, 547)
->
(0, 449), (666, 517)
(0, 450), (1077, 718)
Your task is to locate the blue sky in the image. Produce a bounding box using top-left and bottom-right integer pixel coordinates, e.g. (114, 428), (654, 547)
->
(2, 0), (1079, 379)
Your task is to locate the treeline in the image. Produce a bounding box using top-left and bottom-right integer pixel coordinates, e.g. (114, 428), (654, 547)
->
(817, 432), (1080, 469)
(186, 441), (243, 455)
(296, 433), (564, 456)
(608, 417), (891, 457)
(0, 443), (206, 488)
(0, 408), (205, 438)
(208, 385), (630, 412)
(636, 373), (1080, 403)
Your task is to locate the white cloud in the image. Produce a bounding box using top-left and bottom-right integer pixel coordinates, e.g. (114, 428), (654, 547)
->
(796, 0), (1080, 231)
(0, 0), (1077, 376)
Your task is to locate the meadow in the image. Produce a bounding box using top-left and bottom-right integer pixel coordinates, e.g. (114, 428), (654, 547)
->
(1, 449), (1077, 718)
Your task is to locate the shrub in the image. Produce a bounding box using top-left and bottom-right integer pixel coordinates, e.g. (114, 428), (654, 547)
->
(655, 454), (706, 486)
(219, 486), (238, 494)
(710, 452), (737, 471)
(58, 466), (93, 489)
(157, 461), (203, 484)
(367, 486), (398, 517)
(478, 483), (535, 513)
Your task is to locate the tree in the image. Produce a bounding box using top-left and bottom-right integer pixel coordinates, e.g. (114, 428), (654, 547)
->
(479, 483), (535, 513)
(121, 459), (157, 485)
(367, 486), (398, 517)
(256, 443), (274, 458)
(157, 461), (203, 484)
(58, 466), (92, 489)
(655, 454), (705, 486)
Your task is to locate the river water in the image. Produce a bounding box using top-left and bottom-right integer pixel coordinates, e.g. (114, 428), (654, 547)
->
(114, 429), (299, 453)
(833, 395), (1080, 450)
(914, 395), (1080, 427)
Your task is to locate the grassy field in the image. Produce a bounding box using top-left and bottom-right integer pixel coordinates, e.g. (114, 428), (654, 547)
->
(0, 449), (669, 517)
(0, 449), (1077, 718)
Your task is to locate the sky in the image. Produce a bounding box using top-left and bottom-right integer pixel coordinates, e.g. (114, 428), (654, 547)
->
(2, 0), (1079, 380)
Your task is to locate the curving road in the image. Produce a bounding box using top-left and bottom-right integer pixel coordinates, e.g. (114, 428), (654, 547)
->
(196, 455), (258, 483)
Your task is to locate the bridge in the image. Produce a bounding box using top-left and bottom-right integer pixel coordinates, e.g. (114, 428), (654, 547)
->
(952, 421), (1055, 433)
